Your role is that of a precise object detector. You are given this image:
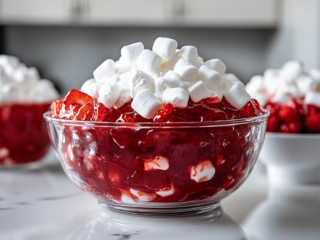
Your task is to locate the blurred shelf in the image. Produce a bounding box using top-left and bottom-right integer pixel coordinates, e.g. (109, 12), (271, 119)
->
(0, 0), (278, 28)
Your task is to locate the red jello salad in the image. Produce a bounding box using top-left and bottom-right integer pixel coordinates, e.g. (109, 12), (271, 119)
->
(51, 37), (264, 122)
(0, 55), (59, 165)
(246, 61), (320, 133)
(48, 37), (267, 205)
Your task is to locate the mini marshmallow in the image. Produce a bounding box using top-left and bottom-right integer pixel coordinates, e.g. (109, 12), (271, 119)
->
(28, 80), (59, 103)
(174, 59), (198, 82)
(14, 66), (39, 90)
(160, 57), (178, 70)
(296, 75), (318, 94)
(121, 42), (144, 66)
(119, 72), (132, 90)
(271, 89), (291, 105)
(144, 156), (169, 171)
(177, 46), (198, 66)
(304, 91), (320, 108)
(131, 89), (163, 119)
(190, 160), (215, 183)
(188, 81), (216, 103)
(197, 65), (222, 90)
(0, 55), (19, 69)
(205, 59), (226, 75)
(281, 61), (303, 83)
(130, 68), (154, 98)
(0, 83), (23, 103)
(82, 78), (101, 99)
(309, 69), (320, 82)
(152, 37), (178, 60)
(93, 59), (116, 83)
(116, 57), (132, 75)
(162, 87), (189, 108)
(114, 90), (131, 109)
(136, 49), (162, 76)
(98, 81), (121, 109)
(154, 71), (186, 98)
(155, 68), (170, 78)
(224, 83), (251, 109)
(252, 93), (268, 107)
(246, 75), (264, 96)
(156, 184), (175, 197)
(225, 73), (243, 85)
(130, 189), (156, 202)
(0, 67), (9, 88)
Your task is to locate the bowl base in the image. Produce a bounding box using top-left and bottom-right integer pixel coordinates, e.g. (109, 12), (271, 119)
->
(101, 201), (222, 216)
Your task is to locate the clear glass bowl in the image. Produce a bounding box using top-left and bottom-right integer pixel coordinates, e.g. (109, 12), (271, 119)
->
(44, 111), (269, 215)
(0, 103), (51, 166)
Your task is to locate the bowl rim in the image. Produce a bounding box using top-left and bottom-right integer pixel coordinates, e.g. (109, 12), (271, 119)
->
(43, 110), (269, 128)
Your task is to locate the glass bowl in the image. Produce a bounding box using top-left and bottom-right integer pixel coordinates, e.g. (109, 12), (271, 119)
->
(44, 111), (269, 215)
(0, 103), (51, 166)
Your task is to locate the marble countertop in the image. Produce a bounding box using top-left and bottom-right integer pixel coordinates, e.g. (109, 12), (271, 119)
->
(1, 149), (319, 240)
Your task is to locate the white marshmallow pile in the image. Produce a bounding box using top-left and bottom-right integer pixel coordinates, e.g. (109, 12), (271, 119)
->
(0, 55), (59, 104)
(82, 37), (252, 119)
(246, 61), (320, 107)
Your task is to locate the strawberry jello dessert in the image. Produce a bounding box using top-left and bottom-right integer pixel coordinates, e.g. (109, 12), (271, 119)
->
(246, 61), (320, 133)
(45, 37), (269, 214)
(0, 55), (59, 166)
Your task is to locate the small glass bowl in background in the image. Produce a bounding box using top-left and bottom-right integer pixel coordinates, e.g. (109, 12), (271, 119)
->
(0, 103), (51, 167)
(44, 111), (269, 215)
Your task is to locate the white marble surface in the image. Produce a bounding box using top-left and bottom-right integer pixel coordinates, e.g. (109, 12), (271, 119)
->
(0, 150), (319, 240)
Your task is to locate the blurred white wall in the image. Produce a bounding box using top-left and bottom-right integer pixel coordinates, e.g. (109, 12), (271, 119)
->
(267, 0), (320, 70)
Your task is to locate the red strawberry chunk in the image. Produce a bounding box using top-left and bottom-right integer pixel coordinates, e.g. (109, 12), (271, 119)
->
(50, 98), (64, 117)
(74, 103), (94, 121)
(64, 89), (94, 107)
(305, 113), (320, 133)
(153, 104), (174, 122)
(278, 105), (299, 123)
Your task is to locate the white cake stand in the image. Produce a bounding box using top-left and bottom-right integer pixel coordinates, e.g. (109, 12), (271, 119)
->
(260, 133), (320, 185)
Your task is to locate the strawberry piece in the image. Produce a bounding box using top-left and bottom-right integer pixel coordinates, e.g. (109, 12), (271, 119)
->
(266, 114), (280, 132)
(74, 103), (94, 121)
(278, 105), (299, 123)
(306, 104), (320, 115)
(265, 102), (281, 115)
(243, 99), (265, 117)
(64, 89), (94, 107)
(280, 121), (302, 133)
(50, 98), (64, 117)
(153, 104), (174, 122)
(305, 113), (320, 133)
(199, 97), (220, 105)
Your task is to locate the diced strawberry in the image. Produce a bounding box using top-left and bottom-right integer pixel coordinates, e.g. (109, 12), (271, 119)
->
(266, 114), (280, 132)
(50, 98), (64, 117)
(305, 113), (320, 133)
(306, 104), (320, 115)
(153, 104), (174, 122)
(64, 89), (94, 107)
(74, 103), (94, 121)
(243, 99), (265, 117)
(63, 104), (81, 120)
(280, 121), (302, 133)
(265, 102), (281, 115)
(199, 97), (220, 105)
(278, 105), (299, 123)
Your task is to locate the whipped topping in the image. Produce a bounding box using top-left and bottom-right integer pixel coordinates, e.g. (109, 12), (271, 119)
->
(246, 61), (320, 107)
(81, 37), (251, 119)
(0, 55), (59, 104)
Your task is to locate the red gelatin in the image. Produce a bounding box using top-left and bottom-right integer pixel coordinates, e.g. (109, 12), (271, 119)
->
(0, 103), (51, 165)
(46, 89), (268, 210)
